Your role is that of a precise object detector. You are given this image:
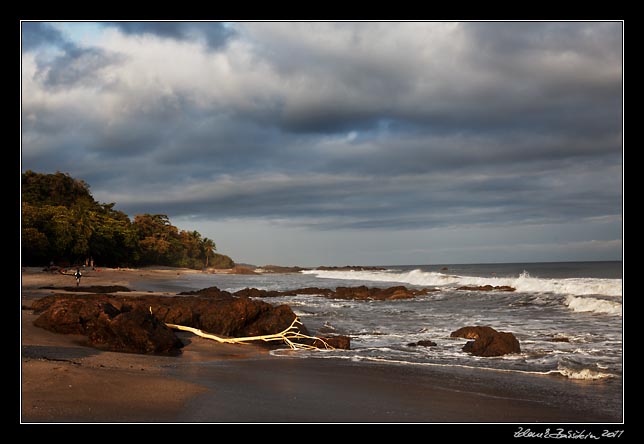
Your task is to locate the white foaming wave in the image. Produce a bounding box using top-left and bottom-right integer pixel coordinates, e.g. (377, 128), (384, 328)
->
(550, 366), (616, 380)
(269, 351), (616, 381)
(302, 269), (622, 297)
(564, 295), (622, 316)
(510, 272), (622, 297)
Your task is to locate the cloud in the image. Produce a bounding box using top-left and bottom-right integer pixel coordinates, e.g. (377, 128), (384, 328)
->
(21, 21), (125, 93)
(102, 22), (236, 50)
(21, 21), (623, 247)
(21, 22), (68, 50)
(36, 46), (125, 89)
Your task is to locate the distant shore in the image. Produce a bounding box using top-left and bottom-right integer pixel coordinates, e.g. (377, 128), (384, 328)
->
(21, 267), (622, 423)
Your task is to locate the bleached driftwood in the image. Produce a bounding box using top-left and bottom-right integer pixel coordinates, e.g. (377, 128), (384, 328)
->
(164, 316), (335, 350)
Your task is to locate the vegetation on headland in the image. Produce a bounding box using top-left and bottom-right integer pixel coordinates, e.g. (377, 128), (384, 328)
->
(21, 170), (235, 269)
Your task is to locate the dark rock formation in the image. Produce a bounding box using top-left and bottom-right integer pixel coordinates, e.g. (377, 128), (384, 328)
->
(260, 265), (310, 273)
(316, 265), (386, 271)
(450, 326), (521, 357)
(87, 306), (184, 354)
(233, 287), (283, 298)
(407, 340), (437, 347)
(32, 292), (308, 354)
(334, 286), (427, 300)
(233, 285), (435, 300)
(312, 335), (351, 349)
(178, 286), (235, 300)
(456, 285), (516, 292)
(279, 287), (335, 297)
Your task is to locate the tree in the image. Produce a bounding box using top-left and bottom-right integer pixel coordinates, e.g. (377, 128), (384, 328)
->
(201, 237), (216, 268)
(134, 214), (183, 266)
(22, 172), (228, 269)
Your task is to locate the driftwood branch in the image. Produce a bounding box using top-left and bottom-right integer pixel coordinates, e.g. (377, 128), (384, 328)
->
(164, 316), (335, 350)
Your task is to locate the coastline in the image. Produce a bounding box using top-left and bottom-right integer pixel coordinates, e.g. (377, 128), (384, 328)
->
(21, 267), (622, 424)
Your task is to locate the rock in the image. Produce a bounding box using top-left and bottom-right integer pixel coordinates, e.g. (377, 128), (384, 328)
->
(280, 287), (334, 297)
(312, 335), (351, 349)
(231, 303), (308, 338)
(450, 326), (521, 357)
(550, 336), (570, 342)
(151, 295), (304, 338)
(31, 292), (310, 354)
(260, 265), (310, 273)
(315, 265), (386, 271)
(456, 285), (516, 292)
(87, 306), (183, 354)
(407, 340), (437, 347)
(233, 287), (282, 298)
(333, 286), (431, 300)
(178, 286), (234, 300)
(229, 285), (434, 300)
(33, 296), (121, 335)
(440, 267), (449, 271)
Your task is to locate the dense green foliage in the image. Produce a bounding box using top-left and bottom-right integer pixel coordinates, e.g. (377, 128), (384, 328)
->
(21, 171), (234, 269)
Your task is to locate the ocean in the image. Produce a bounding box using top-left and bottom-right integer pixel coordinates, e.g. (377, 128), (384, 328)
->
(137, 261), (623, 417)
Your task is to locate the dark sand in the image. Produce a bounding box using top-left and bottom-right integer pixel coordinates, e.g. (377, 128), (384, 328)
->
(21, 267), (623, 424)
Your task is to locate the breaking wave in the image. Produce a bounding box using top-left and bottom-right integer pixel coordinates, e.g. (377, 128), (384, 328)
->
(302, 269), (622, 298)
(549, 366), (616, 380)
(564, 295), (622, 316)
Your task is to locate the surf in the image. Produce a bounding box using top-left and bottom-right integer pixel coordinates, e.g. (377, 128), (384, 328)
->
(302, 269), (622, 298)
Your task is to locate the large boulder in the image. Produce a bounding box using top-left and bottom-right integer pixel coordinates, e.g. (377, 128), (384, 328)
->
(450, 326), (521, 357)
(33, 297), (121, 335)
(88, 306), (183, 354)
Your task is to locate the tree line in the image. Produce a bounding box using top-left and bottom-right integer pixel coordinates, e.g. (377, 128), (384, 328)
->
(21, 171), (234, 269)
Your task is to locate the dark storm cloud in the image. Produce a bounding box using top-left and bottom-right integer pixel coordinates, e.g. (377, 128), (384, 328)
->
(106, 147), (621, 232)
(251, 22), (622, 139)
(21, 21), (623, 237)
(103, 22), (235, 50)
(464, 21), (622, 59)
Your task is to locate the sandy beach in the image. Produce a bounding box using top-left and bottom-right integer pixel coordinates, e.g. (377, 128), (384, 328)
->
(20, 267), (622, 424)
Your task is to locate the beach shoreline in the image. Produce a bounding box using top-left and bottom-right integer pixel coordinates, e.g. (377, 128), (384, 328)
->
(20, 267), (622, 424)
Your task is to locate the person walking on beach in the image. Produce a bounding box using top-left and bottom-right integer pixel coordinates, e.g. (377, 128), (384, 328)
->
(74, 268), (82, 287)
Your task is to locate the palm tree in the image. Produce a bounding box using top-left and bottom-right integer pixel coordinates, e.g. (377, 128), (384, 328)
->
(201, 237), (216, 268)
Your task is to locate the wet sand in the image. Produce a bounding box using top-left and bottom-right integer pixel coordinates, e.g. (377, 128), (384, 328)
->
(21, 267), (623, 424)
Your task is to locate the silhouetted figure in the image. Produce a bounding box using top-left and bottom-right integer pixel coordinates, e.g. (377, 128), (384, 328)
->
(74, 268), (82, 287)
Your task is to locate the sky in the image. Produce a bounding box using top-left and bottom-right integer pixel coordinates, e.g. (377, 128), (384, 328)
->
(20, 21), (623, 266)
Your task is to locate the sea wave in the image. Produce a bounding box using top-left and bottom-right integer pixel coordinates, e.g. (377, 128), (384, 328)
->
(302, 269), (622, 297)
(564, 295), (622, 316)
(268, 350), (617, 381)
(549, 365), (616, 380)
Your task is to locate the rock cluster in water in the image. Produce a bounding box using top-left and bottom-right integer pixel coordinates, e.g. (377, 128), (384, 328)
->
(232, 285), (436, 300)
(30, 285), (523, 358)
